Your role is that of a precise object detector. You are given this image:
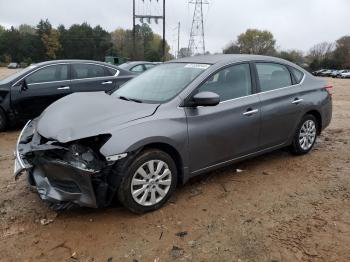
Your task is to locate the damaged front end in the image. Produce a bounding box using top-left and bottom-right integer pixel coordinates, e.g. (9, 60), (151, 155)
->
(14, 120), (123, 210)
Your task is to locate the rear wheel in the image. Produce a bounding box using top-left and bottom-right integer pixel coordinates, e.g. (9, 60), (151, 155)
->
(291, 114), (318, 155)
(0, 108), (7, 132)
(117, 149), (177, 213)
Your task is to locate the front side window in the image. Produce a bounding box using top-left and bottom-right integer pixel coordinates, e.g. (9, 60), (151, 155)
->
(256, 63), (292, 92)
(113, 63), (210, 103)
(197, 63), (252, 102)
(72, 64), (105, 79)
(26, 64), (69, 84)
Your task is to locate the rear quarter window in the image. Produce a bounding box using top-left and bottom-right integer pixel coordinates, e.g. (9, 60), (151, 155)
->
(104, 67), (118, 76)
(290, 67), (304, 84)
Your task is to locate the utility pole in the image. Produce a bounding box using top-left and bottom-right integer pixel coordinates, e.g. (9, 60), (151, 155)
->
(133, 0), (136, 60)
(177, 22), (180, 59)
(162, 0), (166, 61)
(188, 0), (208, 56)
(132, 0), (166, 61)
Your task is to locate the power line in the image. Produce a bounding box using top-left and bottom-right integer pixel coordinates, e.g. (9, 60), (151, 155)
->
(133, 0), (166, 61)
(188, 0), (208, 56)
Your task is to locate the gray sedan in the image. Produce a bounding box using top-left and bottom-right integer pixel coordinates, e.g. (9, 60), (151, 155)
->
(15, 55), (332, 213)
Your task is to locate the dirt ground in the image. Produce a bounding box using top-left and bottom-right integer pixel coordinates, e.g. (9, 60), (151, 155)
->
(0, 67), (349, 262)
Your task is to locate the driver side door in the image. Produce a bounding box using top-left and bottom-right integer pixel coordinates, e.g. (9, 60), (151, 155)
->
(185, 63), (261, 174)
(11, 64), (71, 120)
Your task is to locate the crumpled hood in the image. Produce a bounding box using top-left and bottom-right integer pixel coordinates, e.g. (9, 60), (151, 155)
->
(37, 92), (159, 143)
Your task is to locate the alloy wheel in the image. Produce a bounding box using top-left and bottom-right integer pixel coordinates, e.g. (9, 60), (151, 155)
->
(299, 120), (316, 150)
(131, 160), (172, 206)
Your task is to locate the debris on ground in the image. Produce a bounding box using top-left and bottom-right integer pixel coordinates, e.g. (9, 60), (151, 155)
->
(175, 231), (188, 238)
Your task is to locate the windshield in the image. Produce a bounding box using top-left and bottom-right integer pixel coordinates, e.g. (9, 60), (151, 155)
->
(113, 63), (210, 103)
(0, 65), (37, 84)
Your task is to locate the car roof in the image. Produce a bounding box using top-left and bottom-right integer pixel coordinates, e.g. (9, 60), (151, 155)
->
(122, 61), (156, 65)
(169, 54), (295, 66)
(32, 59), (120, 68)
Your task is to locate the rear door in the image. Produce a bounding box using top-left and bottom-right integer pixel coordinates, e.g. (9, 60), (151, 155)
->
(11, 63), (71, 120)
(254, 62), (303, 149)
(70, 63), (121, 93)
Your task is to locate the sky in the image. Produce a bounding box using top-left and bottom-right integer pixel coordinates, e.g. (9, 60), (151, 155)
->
(0, 0), (349, 56)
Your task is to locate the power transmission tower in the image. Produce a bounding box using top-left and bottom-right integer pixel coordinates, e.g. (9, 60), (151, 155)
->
(133, 0), (166, 61)
(188, 0), (208, 56)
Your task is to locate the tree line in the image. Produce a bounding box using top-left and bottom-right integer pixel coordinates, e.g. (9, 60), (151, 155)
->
(223, 29), (350, 70)
(0, 21), (349, 70)
(0, 19), (171, 65)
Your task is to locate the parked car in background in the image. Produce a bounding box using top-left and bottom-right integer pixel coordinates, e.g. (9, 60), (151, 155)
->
(119, 61), (160, 74)
(14, 54), (332, 213)
(340, 70), (350, 78)
(312, 69), (326, 76)
(319, 69), (335, 77)
(7, 62), (19, 69)
(0, 60), (135, 131)
(331, 70), (340, 78)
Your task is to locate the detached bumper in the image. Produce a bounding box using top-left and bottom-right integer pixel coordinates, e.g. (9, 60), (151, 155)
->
(14, 120), (99, 208)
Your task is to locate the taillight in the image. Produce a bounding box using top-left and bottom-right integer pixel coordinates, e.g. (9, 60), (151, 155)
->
(324, 85), (333, 96)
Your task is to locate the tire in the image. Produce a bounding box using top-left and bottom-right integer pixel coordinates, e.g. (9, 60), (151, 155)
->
(117, 149), (177, 214)
(290, 114), (318, 155)
(0, 108), (7, 132)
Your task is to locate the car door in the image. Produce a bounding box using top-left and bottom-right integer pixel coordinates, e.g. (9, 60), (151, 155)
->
(10, 63), (71, 120)
(70, 63), (120, 93)
(185, 63), (261, 173)
(254, 62), (303, 149)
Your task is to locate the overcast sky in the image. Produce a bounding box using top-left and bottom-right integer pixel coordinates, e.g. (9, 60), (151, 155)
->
(0, 0), (349, 55)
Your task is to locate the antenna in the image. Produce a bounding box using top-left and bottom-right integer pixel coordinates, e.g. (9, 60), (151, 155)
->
(188, 0), (208, 56)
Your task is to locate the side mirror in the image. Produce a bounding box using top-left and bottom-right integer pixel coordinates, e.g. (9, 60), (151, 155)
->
(191, 91), (220, 107)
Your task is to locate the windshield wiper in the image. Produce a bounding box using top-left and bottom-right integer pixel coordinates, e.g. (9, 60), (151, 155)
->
(118, 96), (142, 103)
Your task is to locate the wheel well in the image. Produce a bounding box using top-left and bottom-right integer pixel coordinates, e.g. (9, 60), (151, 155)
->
(142, 143), (184, 184)
(0, 106), (8, 123)
(305, 110), (322, 134)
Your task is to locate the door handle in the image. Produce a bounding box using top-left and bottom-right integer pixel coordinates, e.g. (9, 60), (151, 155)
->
(243, 109), (259, 116)
(292, 98), (303, 104)
(57, 86), (70, 90)
(102, 81), (113, 85)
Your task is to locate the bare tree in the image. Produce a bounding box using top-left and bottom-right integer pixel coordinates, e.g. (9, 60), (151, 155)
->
(308, 42), (334, 60)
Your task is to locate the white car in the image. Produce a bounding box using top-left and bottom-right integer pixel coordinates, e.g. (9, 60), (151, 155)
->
(340, 70), (350, 78)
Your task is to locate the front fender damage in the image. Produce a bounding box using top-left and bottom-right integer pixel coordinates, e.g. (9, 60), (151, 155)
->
(15, 119), (122, 210)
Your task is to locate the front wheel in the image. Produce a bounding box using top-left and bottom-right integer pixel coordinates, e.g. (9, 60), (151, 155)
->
(290, 115), (318, 155)
(117, 149), (177, 213)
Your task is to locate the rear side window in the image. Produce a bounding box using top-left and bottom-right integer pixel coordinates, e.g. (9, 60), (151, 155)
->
(72, 64), (105, 79)
(256, 63), (292, 92)
(26, 64), (69, 84)
(290, 67), (304, 83)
